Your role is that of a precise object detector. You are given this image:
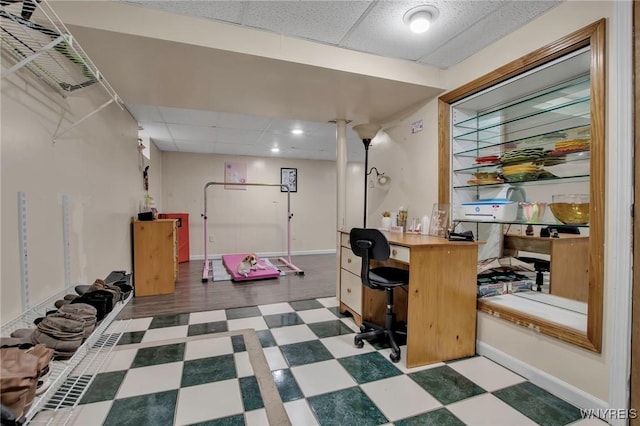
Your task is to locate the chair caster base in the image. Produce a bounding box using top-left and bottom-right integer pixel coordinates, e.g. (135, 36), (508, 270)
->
(389, 351), (401, 363)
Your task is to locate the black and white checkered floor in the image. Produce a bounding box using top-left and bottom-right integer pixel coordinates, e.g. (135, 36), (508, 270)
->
(32, 297), (606, 425)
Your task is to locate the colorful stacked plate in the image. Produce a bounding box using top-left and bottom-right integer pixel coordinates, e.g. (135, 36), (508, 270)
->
(550, 138), (591, 155)
(500, 147), (545, 164)
(467, 177), (505, 185)
(501, 163), (541, 183)
(474, 155), (500, 166)
(536, 151), (567, 166)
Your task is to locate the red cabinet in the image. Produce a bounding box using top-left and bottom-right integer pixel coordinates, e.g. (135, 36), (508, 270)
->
(158, 213), (190, 263)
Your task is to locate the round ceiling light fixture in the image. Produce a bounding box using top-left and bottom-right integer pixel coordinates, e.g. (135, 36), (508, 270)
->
(403, 5), (439, 34)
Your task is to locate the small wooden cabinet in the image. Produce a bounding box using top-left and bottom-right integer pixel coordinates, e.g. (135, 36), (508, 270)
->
(503, 234), (589, 302)
(133, 219), (178, 296)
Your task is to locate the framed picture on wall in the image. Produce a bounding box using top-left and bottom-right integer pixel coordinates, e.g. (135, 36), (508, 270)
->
(281, 168), (297, 192)
(224, 162), (247, 190)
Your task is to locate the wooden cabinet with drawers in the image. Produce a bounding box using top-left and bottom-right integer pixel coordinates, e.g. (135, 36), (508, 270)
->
(132, 219), (178, 296)
(338, 230), (479, 367)
(338, 232), (363, 323)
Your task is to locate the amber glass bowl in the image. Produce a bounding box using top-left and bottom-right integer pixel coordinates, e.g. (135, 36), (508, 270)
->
(549, 194), (590, 225)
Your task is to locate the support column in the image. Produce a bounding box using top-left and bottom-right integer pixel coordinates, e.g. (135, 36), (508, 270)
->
(334, 119), (348, 300)
(335, 119), (348, 231)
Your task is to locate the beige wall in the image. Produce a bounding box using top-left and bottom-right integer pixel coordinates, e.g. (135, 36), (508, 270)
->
(366, 100), (440, 227)
(1, 65), (148, 323)
(443, 1), (614, 402)
(160, 152), (340, 258)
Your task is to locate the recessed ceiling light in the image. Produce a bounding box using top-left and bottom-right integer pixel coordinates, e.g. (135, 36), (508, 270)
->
(291, 129), (304, 135)
(403, 5), (439, 34)
(271, 147), (280, 153)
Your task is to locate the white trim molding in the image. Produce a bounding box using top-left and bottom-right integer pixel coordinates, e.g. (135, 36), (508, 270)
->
(477, 341), (608, 412)
(191, 249), (336, 262)
(608, 2), (634, 424)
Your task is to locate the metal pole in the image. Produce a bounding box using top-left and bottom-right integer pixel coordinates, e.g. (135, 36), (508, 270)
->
(201, 181), (302, 281)
(18, 192), (29, 311)
(363, 141), (371, 227)
(201, 183), (209, 282)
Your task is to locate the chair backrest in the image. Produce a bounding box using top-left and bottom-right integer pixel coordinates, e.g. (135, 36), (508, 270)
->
(349, 228), (391, 260)
(349, 228), (390, 288)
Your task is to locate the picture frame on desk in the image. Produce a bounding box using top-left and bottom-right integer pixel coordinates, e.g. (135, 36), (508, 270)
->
(428, 203), (449, 237)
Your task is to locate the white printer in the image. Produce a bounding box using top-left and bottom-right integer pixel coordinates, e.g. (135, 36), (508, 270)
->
(461, 198), (518, 222)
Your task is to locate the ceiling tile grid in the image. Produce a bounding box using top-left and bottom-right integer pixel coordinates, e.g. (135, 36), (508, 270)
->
(125, 0), (245, 24)
(241, 1), (371, 45)
(419, 0), (562, 68)
(111, 0), (564, 160)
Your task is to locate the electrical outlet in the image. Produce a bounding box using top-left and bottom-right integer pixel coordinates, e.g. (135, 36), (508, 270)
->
(209, 236), (214, 243)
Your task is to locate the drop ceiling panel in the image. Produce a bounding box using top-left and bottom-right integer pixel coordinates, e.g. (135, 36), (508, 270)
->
(152, 140), (177, 151)
(158, 106), (219, 126)
(241, 1), (370, 45)
(265, 119), (333, 135)
(52, 1), (564, 160)
(174, 141), (216, 154)
(418, 1), (562, 68)
(127, 104), (164, 122)
(215, 128), (264, 145)
(138, 121), (172, 140)
(167, 123), (217, 141)
(216, 111), (274, 131)
(212, 142), (257, 156)
(125, 0), (245, 24)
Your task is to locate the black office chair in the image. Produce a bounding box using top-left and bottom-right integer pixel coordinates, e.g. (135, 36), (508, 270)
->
(349, 228), (409, 363)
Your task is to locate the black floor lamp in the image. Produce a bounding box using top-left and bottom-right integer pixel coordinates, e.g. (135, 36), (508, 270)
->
(353, 123), (381, 227)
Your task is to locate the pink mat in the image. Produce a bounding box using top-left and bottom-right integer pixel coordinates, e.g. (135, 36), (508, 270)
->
(222, 253), (281, 282)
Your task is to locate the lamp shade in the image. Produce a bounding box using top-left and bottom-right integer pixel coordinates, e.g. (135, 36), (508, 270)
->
(377, 174), (391, 186)
(353, 123), (381, 141)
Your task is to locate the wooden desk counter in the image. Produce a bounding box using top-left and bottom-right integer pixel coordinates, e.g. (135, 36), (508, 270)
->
(503, 233), (589, 302)
(338, 230), (479, 368)
(383, 231), (480, 247)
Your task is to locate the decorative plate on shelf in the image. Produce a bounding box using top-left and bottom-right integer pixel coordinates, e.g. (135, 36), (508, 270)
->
(500, 148), (545, 164)
(503, 171), (540, 183)
(467, 178), (505, 185)
(474, 155), (501, 166)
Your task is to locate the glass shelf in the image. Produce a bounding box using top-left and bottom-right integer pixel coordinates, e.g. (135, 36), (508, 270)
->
(454, 150), (590, 174)
(453, 174), (589, 189)
(453, 123), (590, 157)
(454, 219), (589, 228)
(453, 76), (590, 130)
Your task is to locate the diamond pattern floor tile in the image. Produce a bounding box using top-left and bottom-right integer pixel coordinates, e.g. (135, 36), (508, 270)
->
(47, 297), (595, 426)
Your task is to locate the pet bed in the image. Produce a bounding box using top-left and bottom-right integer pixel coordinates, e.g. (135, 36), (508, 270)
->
(222, 253), (281, 282)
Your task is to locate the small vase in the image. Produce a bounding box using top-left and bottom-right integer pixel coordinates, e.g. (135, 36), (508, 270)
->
(381, 217), (392, 230)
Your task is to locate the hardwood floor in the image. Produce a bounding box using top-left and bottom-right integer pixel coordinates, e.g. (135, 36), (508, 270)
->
(117, 253), (338, 319)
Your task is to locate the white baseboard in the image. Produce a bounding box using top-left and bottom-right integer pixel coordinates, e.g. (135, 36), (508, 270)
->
(477, 341), (608, 411)
(190, 249), (336, 262)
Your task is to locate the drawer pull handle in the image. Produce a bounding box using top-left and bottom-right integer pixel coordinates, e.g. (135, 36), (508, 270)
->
(347, 258), (352, 263)
(392, 249), (397, 256)
(347, 288), (351, 293)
